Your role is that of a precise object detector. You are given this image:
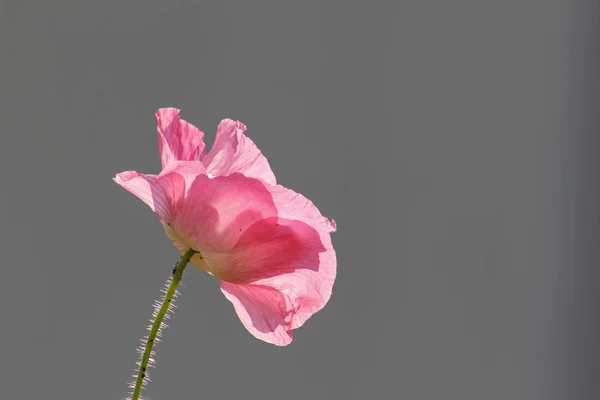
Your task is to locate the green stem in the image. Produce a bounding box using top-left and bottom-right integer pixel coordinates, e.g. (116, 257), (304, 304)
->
(130, 248), (197, 400)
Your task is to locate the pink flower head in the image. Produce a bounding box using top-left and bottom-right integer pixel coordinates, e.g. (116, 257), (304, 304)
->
(114, 108), (337, 346)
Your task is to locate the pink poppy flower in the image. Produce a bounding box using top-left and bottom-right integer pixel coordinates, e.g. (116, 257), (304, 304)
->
(114, 109), (336, 346)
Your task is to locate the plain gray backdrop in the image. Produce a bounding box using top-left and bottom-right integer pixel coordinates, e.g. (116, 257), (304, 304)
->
(1, 1), (599, 399)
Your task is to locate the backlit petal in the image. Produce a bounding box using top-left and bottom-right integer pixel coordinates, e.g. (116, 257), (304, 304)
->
(157, 160), (208, 195)
(169, 174), (278, 259)
(215, 184), (336, 342)
(220, 282), (293, 346)
(207, 217), (325, 284)
(203, 119), (276, 185)
(114, 171), (166, 221)
(242, 185), (336, 329)
(156, 108), (206, 169)
(114, 170), (186, 225)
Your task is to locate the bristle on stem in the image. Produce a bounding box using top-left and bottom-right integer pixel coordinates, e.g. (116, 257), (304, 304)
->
(127, 249), (197, 400)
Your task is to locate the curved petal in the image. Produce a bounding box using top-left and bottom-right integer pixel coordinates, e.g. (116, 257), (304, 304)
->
(113, 171), (165, 220)
(247, 185), (337, 329)
(215, 184), (336, 337)
(203, 119), (277, 185)
(168, 174), (278, 268)
(207, 216), (326, 284)
(157, 160), (208, 195)
(220, 282), (293, 346)
(156, 108), (206, 169)
(113, 170), (186, 225)
(253, 264), (335, 330)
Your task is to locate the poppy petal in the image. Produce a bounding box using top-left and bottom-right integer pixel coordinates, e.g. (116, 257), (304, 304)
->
(156, 107), (206, 169)
(220, 282), (293, 346)
(203, 119), (276, 185)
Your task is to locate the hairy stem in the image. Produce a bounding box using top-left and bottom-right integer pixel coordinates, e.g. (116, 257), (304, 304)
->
(130, 248), (197, 400)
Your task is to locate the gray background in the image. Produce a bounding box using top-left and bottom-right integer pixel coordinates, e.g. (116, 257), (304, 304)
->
(1, 1), (598, 399)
